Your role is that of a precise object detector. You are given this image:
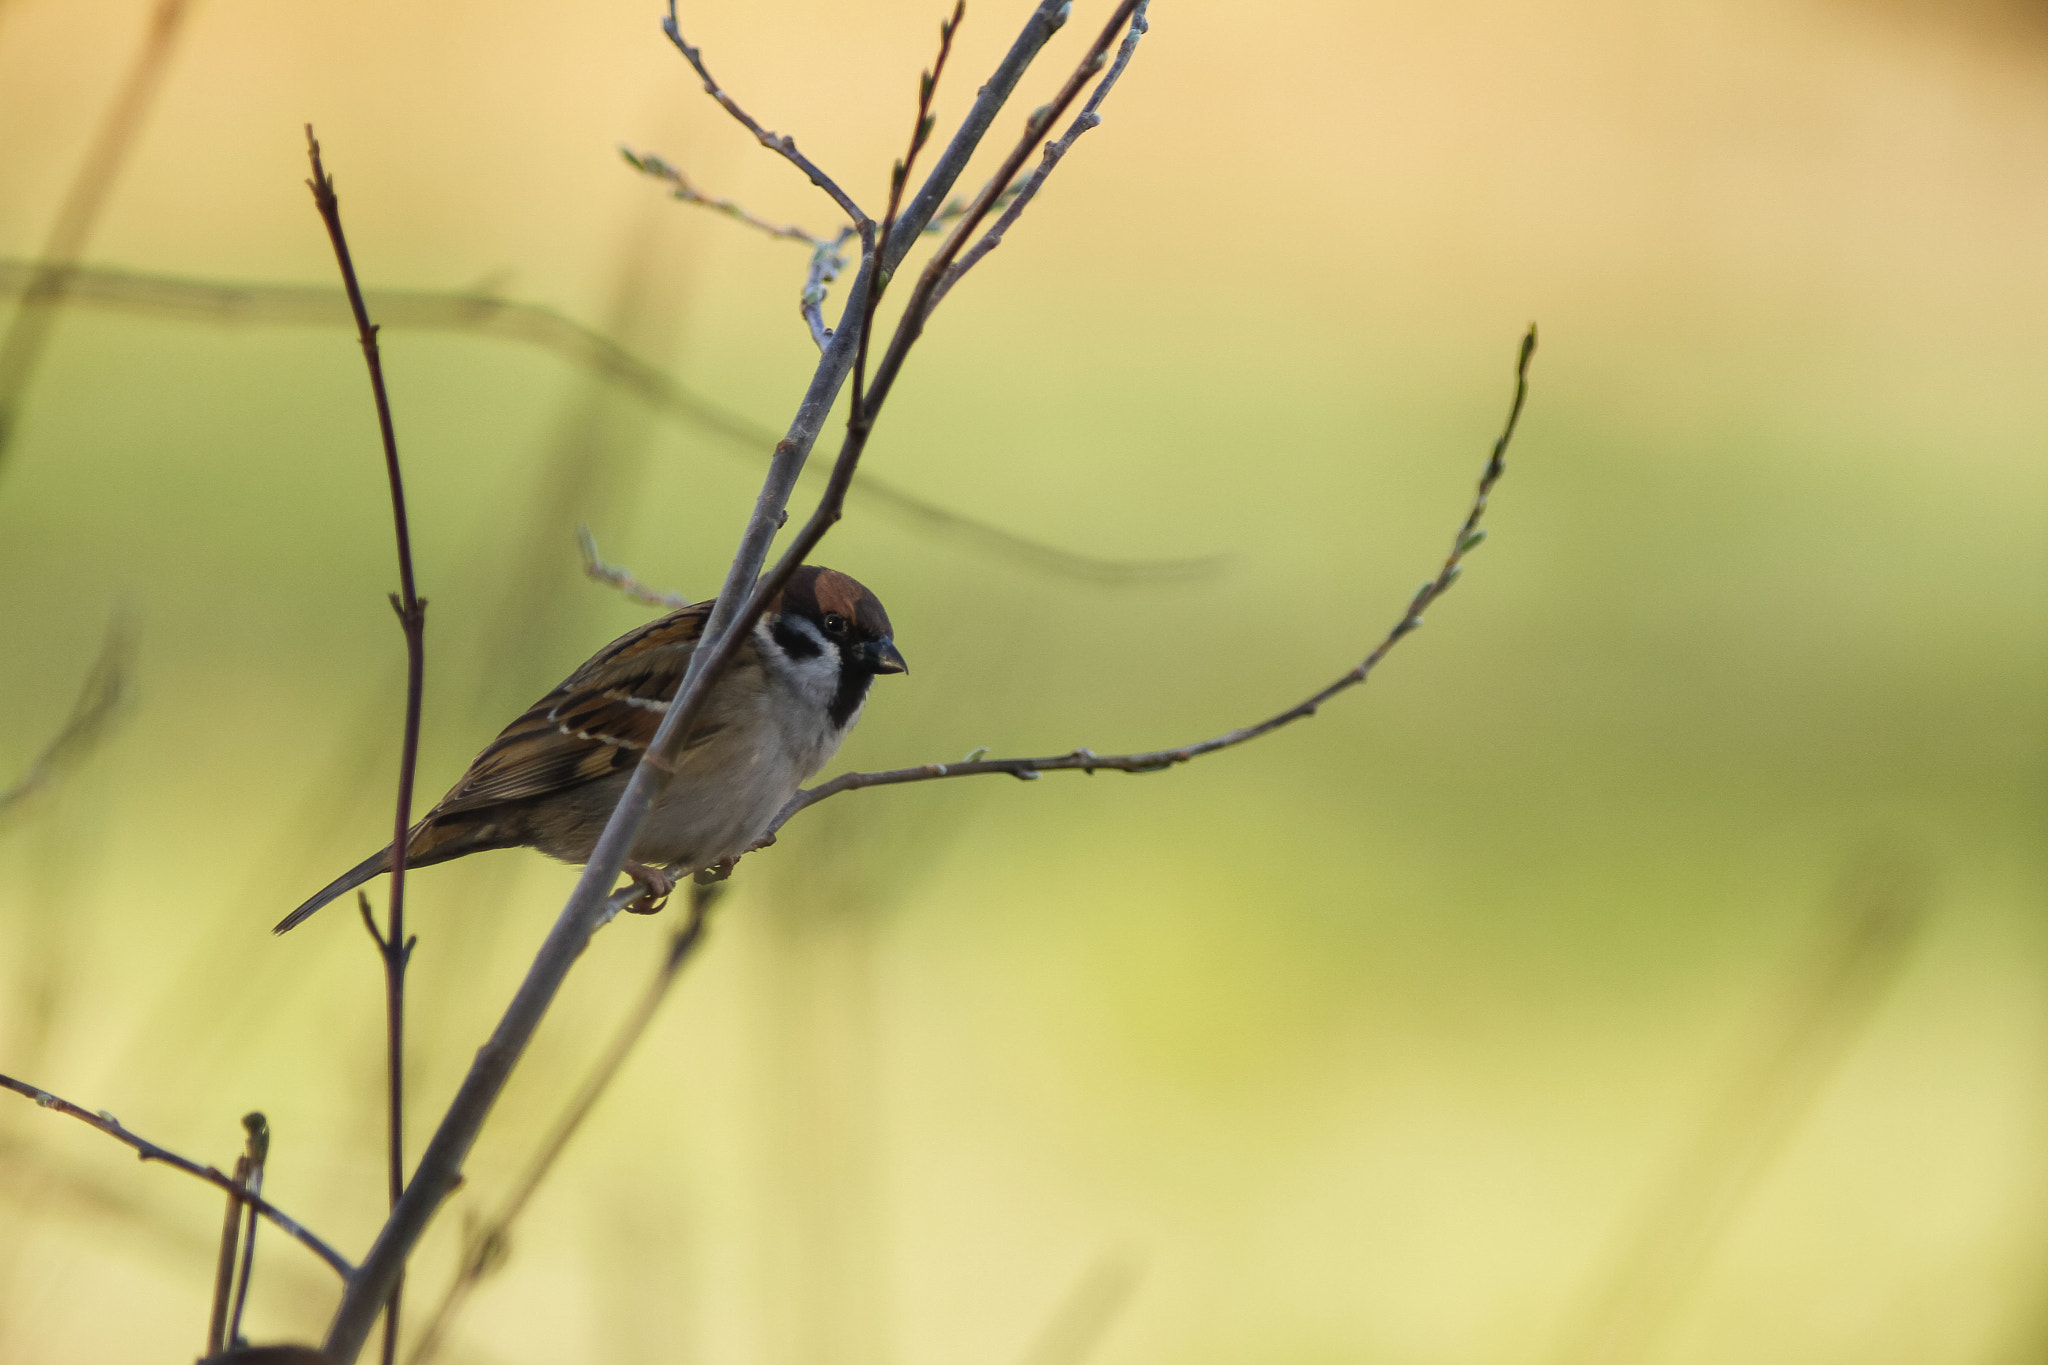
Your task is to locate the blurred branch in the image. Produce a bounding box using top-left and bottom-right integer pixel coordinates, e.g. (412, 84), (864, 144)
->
(0, 1072), (352, 1279)
(1548, 849), (1931, 1365)
(0, 0), (194, 471)
(660, 1), (871, 230)
(931, 0), (1149, 312)
(322, 5), (1111, 1358)
(1016, 1253), (1144, 1365)
(306, 127), (429, 1365)
(0, 613), (133, 825)
(0, 255), (1214, 584)
(767, 326), (1533, 839)
(405, 883), (723, 1365)
(578, 525), (689, 609)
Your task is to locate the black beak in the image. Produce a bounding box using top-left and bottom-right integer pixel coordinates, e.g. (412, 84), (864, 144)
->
(863, 637), (908, 675)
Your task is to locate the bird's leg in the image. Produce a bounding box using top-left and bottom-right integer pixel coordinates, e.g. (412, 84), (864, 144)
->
(621, 860), (676, 916)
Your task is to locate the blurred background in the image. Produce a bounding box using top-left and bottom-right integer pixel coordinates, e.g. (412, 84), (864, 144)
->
(2, 0), (2045, 1361)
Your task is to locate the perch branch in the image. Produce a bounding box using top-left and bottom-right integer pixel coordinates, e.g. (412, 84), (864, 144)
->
(767, 326), (1535, 836)
(0, 1072), (352, 1279)
(931, 1), (1149, 311)
(323, 8), (1097, 1358)
(661, 2), (871, 230)
(306, 127), (428, 1365)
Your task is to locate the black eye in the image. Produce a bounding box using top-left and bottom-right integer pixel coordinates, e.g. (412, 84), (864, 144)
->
(822, 612), (849, 637)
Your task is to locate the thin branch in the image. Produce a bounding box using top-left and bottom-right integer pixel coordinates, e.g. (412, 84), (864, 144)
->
(931, 1), (1150, 311)
(0, 612), (132, 823)
(577, 526), (689, 609)
(405, 883), (723, 1365)
(661, 1), (870, 230)
(852, 0), (965, 423)
(0, 1072), (353, 1279)
(305, 127), (427, 1365)
(227, 1113), (269, 1350)
(620, 147), (833, 245)
(323, 9), (1087, 1357)
(207, 1152), (250, 1358)
(766, 327), (1536, 836)
(0, 256), (1214, 584)
(0, 0), (194, 470)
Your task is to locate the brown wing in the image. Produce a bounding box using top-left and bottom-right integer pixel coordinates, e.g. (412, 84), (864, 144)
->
(429, 601), (723, 817)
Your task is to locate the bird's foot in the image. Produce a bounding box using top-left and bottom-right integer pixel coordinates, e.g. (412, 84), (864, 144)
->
(622, 860), (676, 915)
(693, 856), (739, 886)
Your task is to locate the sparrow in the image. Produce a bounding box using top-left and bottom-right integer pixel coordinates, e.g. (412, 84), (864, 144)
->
(275, 565), (905, 933)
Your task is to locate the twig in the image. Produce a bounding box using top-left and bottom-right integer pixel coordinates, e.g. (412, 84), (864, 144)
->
(0, 1072), (352, 1279)
(0, 0), (194, 469)
(207, 1152), (250, 1357)
(619, 147), (831, 245)
(405, 883), (723, 1365)
(0, 613), (132, 823)
(851, 0), (965, 423)
(577, 526), (689, 609)
(619, 147), (859, 346)
(931, 2), (1150, 311)
(305, 127), (428, 1365)
(227, 1113), (269, 1349)
(766, 326), (1535, 837)
(661, 1), (870, 230)
(323, 10), (1095, 1357)
(0, 255), (1214, 584)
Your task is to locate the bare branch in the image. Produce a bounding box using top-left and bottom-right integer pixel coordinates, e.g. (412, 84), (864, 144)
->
(577, 526), (689, 609)
(620, 147), (834, 245)
(932, 1), (1151, 311)
(766, 327), (1536, 837)
(851, 0), (966, 423)
(305, 127), (428, 1365)
(0, 1073), (353, 1280)
(661, 1), (871, 230)
(0, 256), (1214, 584)
(0, 613), (131, 823)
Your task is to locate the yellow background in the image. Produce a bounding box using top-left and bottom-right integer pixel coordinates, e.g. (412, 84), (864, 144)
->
(1, 0), (2045, 1361)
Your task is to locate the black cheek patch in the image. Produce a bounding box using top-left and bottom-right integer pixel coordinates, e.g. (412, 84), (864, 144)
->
(771, 618), (823, 661)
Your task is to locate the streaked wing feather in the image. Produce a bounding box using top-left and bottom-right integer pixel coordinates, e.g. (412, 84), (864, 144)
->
(432, 602), (725, 815)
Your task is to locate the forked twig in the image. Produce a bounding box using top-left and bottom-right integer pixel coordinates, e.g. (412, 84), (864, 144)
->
(932, 1), (1151, 311)
(661, 1), (871, 230)
(767, 327), (1535, 835)
(306, 126), (428, 1365)
(0, 1073), (352, 1279)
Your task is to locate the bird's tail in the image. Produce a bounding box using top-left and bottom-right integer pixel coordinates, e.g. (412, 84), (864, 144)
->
(273, 845), (392, 934)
